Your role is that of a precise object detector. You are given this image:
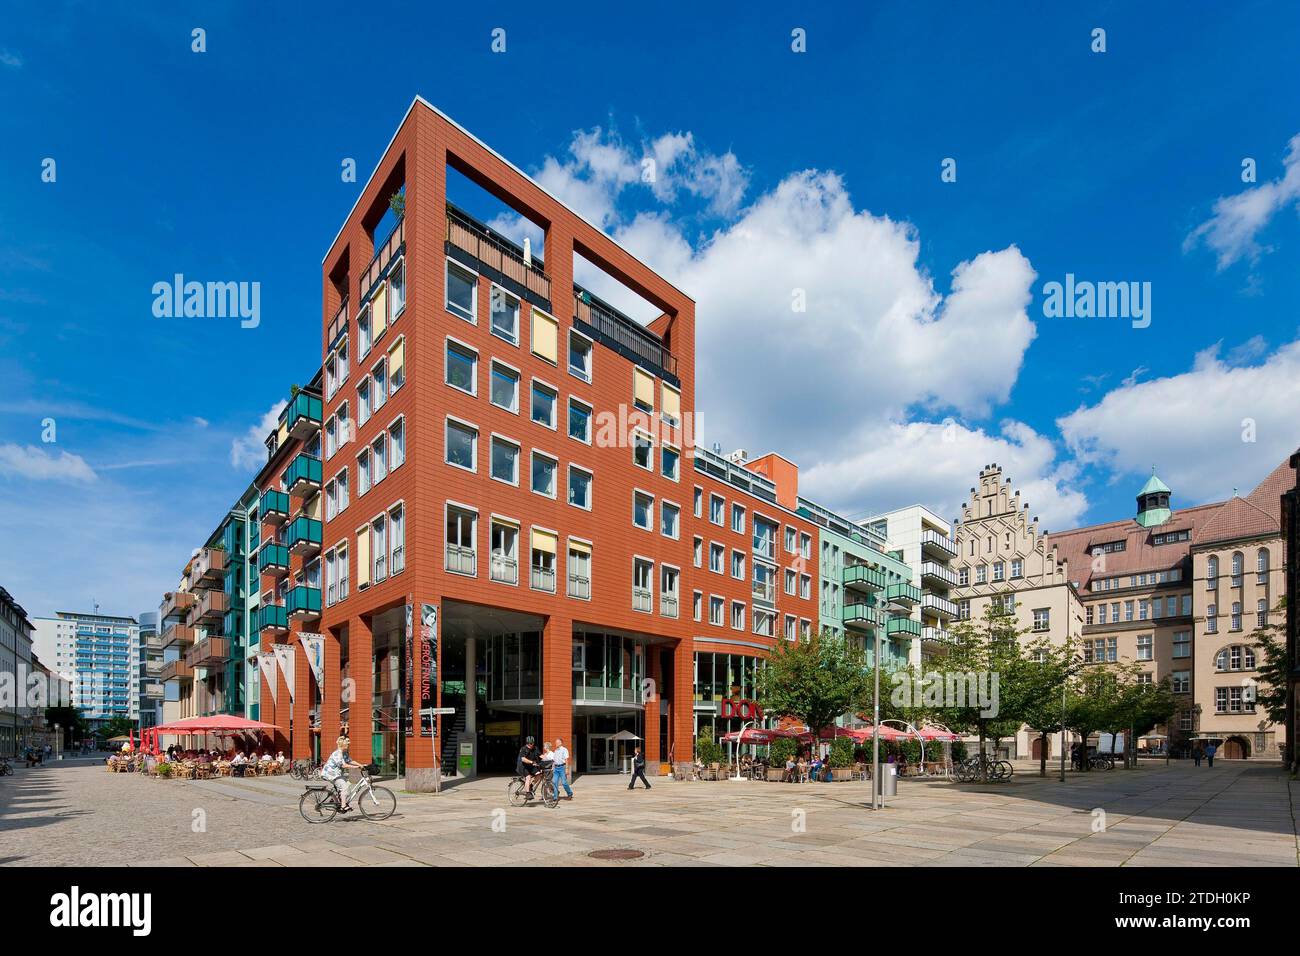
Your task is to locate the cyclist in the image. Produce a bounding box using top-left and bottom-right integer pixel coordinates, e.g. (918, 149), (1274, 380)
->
(516, 736), (542, 800)
(321, 736), (364, 812)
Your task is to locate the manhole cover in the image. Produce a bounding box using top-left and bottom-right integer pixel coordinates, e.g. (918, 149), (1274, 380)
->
(588, 849), (644, 861)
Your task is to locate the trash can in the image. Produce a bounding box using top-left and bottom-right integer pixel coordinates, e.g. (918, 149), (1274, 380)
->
(881, 763), (898, 798)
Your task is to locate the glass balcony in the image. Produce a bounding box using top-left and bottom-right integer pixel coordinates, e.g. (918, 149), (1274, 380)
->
(843, 565), (886, 592)
(258, 604), (287, 633)
(286, 585), (321, 619)
(285, 453), (322, 496)
(285, 391), (323, 441)
(257, 543), (290, 576)
(286, 516), (322, 556)
(260, 489), (290, 525)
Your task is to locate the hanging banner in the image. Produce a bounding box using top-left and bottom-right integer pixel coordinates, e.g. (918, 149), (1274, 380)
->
(259, 653), (278, 706)
(273, 643), (296, 703)
(420, 603), (438, 737)
(299, 633), (325, 693)
(404, 604), (414, 739)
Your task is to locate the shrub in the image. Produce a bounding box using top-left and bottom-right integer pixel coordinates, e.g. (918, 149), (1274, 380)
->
(157, 761), (173, 779)
(695, 727), (724, 765)
(769, 738), (797, 767)
(828, 736), (854, 768)
(950, 739), (968, 762)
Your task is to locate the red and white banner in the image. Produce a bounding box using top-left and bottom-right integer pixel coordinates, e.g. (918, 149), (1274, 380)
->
(272, 643), (296, 703)
(258, 653), (278, 706)
(299, 633), (325, 692)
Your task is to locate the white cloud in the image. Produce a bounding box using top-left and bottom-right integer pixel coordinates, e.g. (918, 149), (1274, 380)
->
(1058, 338), (1300, 504)
(229, 401), (286, 469)
(1184, 133), (1300, 270)
(801, 418), (1088, 532)
(0, 50), (21, 69)
(0, 444), (97, 482)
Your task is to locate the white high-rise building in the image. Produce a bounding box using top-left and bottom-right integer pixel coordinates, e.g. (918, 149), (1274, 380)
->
(32, 610), (139, 732)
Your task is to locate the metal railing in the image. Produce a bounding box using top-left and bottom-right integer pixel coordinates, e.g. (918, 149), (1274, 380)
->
(573, 288), (678, 377)
(491, 555), (518, 585)
(447, 207), (551, 301)
(361, 217), (404, 298)
(660, 594), (679, 618)
(446, 544), (477, 576)
(531, 566), (555, 592)
(568, 574), (590, 600)
(632, 587), (653, 613)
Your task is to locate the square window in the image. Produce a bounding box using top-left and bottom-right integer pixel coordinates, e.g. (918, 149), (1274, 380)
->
(446, 261), (477, 322)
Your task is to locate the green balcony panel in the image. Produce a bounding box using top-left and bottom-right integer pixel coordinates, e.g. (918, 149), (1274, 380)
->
(843, 565), (886, 590)
(885, 583), (921, 606)
(286, 453), (322, 493)
(842, 603), (878, 627)
(257, 543), (290, 573)
(286, 516), (322, 553)
(886, 616), (922, 638)
(260, 489), (290, 523)
(285, 392), (323, 438)
(258, 604), (287, 632)
(286, 585), (321, 617)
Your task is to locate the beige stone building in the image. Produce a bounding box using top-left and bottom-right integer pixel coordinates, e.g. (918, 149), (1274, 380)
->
(950, 459), (1292, 760)
(949, 465), (1085, 759)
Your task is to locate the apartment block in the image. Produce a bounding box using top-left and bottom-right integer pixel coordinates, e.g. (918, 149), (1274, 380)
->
(137, 610), (164, 729)
(0, 587), (36, 757)
(32, 610), (138, 732)
(869, 505), (960, 664)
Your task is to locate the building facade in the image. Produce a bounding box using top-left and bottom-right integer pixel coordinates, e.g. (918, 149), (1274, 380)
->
(0, 587), (36, 757)
(137, 610), (164, 729)
(32, 610), (138, 733)
(869, 506), (960, 665)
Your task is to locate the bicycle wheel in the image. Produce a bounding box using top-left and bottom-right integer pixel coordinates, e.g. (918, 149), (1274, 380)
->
(996, 760), (1014, 779)
(507, 778), (529, 807)
(358, 784), (397, 820)
(540, 778), (559, 809)
(299, 789), (337, 824)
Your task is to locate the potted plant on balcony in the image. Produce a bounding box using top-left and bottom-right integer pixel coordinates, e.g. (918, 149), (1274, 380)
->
(389, 191), (405, 220)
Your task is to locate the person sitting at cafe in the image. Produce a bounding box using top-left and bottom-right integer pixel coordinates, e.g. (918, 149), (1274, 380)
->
(783, 755), (796, 782)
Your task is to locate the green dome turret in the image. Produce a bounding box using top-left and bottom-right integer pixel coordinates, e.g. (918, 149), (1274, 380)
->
(1136, 467), (1172, 527)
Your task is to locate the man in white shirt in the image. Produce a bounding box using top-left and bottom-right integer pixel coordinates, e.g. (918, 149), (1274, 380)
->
(551, 736), (573, 800)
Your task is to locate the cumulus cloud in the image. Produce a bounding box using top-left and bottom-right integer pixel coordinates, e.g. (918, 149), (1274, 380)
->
(1185, 133), (1300, 270)
(1058, 338), (1300, 504)
(229, 401), (286, 469)
(0, 444), (97, 482)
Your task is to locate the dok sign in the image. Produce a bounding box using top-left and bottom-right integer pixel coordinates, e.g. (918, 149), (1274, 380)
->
(718, 697), (764, 720)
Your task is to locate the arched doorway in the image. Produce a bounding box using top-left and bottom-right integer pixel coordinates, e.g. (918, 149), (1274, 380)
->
(1221, 736), (1250, 759)
(1031, 736), (1051, 760)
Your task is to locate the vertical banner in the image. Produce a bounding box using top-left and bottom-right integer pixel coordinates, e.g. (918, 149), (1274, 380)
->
(420, 603), (438, 737)
(273, 643), (295, 703)
(404, 604), (414, 739)
(259, 653), (278, 706)
(299, 633), (325, 693)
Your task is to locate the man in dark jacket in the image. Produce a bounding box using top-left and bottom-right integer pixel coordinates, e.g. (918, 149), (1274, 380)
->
(627, 746), (651, 790)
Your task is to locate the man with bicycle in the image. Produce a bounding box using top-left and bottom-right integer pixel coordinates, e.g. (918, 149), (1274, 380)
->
(516, 736), (543, 800)
(321, 735), (363, 812)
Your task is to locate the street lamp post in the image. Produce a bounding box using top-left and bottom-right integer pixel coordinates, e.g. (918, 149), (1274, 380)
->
(872, 628), (881, 810)
(1059, 676), (1066, 782)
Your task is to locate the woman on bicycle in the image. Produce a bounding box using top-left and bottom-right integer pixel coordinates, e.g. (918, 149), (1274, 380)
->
(321, 736), (363, 811)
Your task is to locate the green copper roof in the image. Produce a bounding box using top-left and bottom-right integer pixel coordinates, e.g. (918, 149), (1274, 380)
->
(1135, 507), (1172, 528)
(1137, 471), (1171, 496)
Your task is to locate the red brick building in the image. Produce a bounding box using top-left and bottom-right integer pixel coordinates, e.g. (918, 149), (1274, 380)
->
(251, 99), (826, 787)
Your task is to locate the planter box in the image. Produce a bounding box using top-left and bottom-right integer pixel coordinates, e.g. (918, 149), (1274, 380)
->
(658, 763), (671, 777)
(767, 768), (786, 782)
(831, 767), (852, 781)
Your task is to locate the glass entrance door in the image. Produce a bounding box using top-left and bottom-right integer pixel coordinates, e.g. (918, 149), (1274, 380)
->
(588, 734), (613, 772)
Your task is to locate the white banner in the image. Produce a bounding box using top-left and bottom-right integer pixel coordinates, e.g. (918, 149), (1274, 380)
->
(258, 653), (277, 706)
(273, 643), (296, 703)
(299, 633), (325, 693)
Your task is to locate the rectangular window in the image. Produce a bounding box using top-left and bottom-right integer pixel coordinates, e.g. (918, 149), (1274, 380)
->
(531, 381), (558, 429)
(693, 591), (703, 622)
(660, 566), (679, 618)
(357, 447), (371, 496)
(731, 601), (745, 631)
(992, 562), (1005, 582)
(358, 303), (372, 357)
(568, 330), (592, 382)
(709, 543), (724, 573)
(371, 434), (387, 484)
(372, 356), (388, 411)
(357, 377), (371, 426)
(568, 465), (592, 510)
(1172, 671), (1190, 694)
(710, 495), (724, 525)
(530, 452), (557, 498)
(388, 418), (405, 470)
(389, 257), (406, 319)
(446, 261), (477, 322)
(489, 285), (519, 344)
(1136, 634), (1153, 661)
(490, 362), (519, 413)
(1032, 608), (1049, 632)
(633, 367), (655, 413)
(633, 491), (654, 531)
(694, 537), (704, 568)
(662, 383), (681, 426)
(661, 444), (680, 481)
(372, 514), (387, 582)
(567, 541), (592, 599)
(709, 595), (724, 627)
(490, 436), (519, 485)
(568, 398), (592, 443)
(661, 501), (680, 539)
(530, 529), (557, 592)
(732, 504), (745, 534)
(446, 419), (477, 471)
(633, 431), (654, 470)
(531, 309), (558, 364)
(490, 520), (519, 585)
(389, 337), (405, 393)
(1172, 631), (1191, 659)
(632, 558), (653, 613)
(731, 549), (746, 580)
(389, 505), (405, 575)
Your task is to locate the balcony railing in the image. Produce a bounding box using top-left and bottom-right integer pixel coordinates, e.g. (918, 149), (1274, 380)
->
(285, 453), (322, 496)
(260, 489), (290, 525)
(286, 516), (322, 556)
(842, 604), (879, 630)
(751, 581), (776, 606)
(258, 604), (287, 633)
(257, 543), (290, 575)
(572, 681), (643, 705)
(446, 544), (477, 576)
(921, 625), (954, 646)
(922, 593), (960, 618)
(885, 583), (921, 607)
(531, 566), (555, 592)
(160, 590), (196, 620)
(447, 206), (551, 302)
(192, 548), (227, 586)
(920, 561), (958, 587)
(161, 623), (195, 649)
(844, 565), (886, 591)
(921, 529), (959, 558)
(186, 636), (229, 668)
(660, 594), (679, 618)
(192, 589), (228, 624)
(490, 555), (518, 585)
(361, 216), (404, 299)
(285, 391), (323, 441)
(326, 295), (348, 349)
(568, 574), (590, 600)
(886, 616), (922, 638)
(573, 287), (678, 378)
(160, 659), (193, 683)
(286, 585), (321, 619)
(632, 587), (653, 613)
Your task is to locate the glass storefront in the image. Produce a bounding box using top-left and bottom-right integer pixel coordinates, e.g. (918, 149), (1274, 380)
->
(371, 621), (407, 776)
(694, 651), (769, 743)
(573, 630), (644, 704)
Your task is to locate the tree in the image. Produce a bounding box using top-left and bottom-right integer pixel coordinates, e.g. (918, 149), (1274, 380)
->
(94, 716), (137, 747)
(44, 707), (88, 749)
(1018, 639), (1079, 777)
(757, 629), (873, 737)
(1065, 666), (1126, 770)
(1110, 673), (1176, 769)
(1249, 596), (1289, 729)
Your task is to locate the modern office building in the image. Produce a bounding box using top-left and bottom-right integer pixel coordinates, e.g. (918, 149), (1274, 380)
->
(137, 610), (164, 728)
(868, 505), (960, 665)
(32, 610), (138, 733)
(0, 587), (36, 756)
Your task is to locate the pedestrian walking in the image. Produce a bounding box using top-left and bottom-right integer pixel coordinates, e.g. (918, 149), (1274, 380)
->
(551, 736), (573, 800)
(1193, 744), (1203, 767)
(1205, 742), (1217, 767)
(627, 745), (651, 790)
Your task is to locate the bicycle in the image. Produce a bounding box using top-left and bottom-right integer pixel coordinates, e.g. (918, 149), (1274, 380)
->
(507, 759), (558, 808)
(0, 758), (11, 776)
(289, 759), (320, 781)
(298, 763), (397, 823)
(953, 754), (1013, 783)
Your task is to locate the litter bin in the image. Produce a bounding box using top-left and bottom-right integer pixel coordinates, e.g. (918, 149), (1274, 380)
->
(880, 763), (898, 798)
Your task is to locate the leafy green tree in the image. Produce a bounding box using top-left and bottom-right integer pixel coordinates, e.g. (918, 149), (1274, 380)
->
(757, 629), (873, 736)
(1020, 639), (1081, 777)
(1249, 597), (1289, 730)
(1065, 666), (1126, 770)
(94, 716), (137, 747)
(44, 706), (88, 749)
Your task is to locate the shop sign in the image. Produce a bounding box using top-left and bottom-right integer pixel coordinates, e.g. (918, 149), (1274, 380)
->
(718, 697), (764, 720)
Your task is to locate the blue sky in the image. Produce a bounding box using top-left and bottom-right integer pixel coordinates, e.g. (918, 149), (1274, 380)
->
(3, 1), (1300, 619)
